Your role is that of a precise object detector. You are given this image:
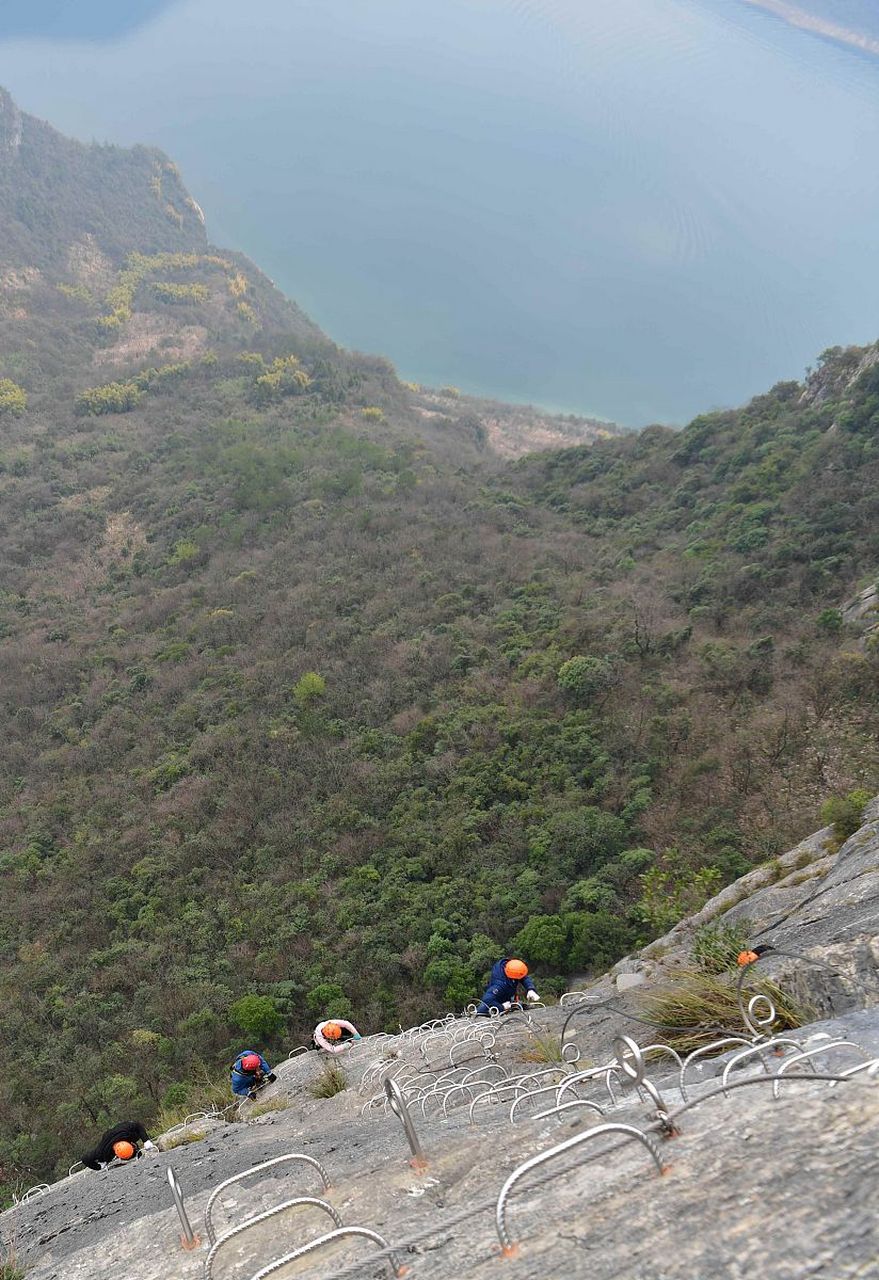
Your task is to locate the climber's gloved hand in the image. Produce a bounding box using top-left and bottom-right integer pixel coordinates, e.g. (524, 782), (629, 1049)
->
(353, 1033), (362, 1041)
(247, 1089), (258, 1100)
(266, 1073), (278, 1083)
(502, 1001), (512, 1011)
(526, 990), (540, 1003)
(143, 1140), (157, 1152)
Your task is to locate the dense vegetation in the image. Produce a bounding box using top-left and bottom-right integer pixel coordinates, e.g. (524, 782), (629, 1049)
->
(0, 91), (877, 1194)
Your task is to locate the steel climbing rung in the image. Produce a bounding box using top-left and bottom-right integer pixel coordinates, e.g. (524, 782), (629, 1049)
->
(495, 1122), (666, 1255)
(245, 1226), (407, 1280)
(205, 1196), (342, 1280)
(204, 1153), (331, 1244)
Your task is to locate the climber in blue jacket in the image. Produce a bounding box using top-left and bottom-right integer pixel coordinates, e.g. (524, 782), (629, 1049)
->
(230, 1050), (276, 1099)
(475, 957), (540, 1016)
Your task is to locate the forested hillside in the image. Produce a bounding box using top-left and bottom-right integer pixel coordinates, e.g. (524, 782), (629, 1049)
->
(0, 92), (877, 1192)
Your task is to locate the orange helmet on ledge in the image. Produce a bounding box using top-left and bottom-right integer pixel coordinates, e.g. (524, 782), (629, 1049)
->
(323, 1022), (343, 1040)
(504, 959), (529, 980)
(113, 1140), (136, 1161)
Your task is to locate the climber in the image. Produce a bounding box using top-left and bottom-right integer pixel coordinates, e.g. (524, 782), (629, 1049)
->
(230, 1049), (277, 1099)
(475, 957), (540, 1016)
(313, 1018), (362, 1054)
(80, 1120), (156, 1171)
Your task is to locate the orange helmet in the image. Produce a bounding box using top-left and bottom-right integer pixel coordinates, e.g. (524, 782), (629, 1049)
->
(113, 1140), (136, 1161)
(504, 959), (528, 980)
(737, 950), (759, 967)
(323, 1022), (342, 1040)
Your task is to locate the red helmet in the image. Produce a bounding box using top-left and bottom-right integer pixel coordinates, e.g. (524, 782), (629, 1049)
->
(241, 1053), (262, 1072)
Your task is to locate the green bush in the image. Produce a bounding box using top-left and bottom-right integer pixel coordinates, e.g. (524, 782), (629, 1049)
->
(557, 655), (614, 702)
(635, 967), (809, 1052)
(293, 671), (326, 707)
(0, 379), (27, 417)
(816, 608), (843, 633)
(820, 789), (872, 846)
(691, 918), (753, 973)
(75, 381), (143, 415)
(229, 995), (284, 1042)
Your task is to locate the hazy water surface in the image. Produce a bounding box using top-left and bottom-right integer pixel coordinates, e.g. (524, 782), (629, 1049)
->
(1, 0), (878, 425)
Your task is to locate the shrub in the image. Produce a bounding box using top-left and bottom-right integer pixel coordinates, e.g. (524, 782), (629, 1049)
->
(293, 671), (326, 707)
(161, 1129), (206, 1150)
(0, 379), (26, 417)
(691, 918), (753, 973)
(152, 281), (210, 303)
(557, 655), (615, 702)
(155, 1069), (231, 1133)
(635, 857), (722, 933)
(229, 994), (284, 1042)
(248, 1096), (290, 1117)
(75, 381), (142, 415)
(512, 915), (568, 968)
(820, 789), (872, 847)
(816, 608), (843, 633)
(519, 1032), (563, 1064)
(306, 982), (352, 1019)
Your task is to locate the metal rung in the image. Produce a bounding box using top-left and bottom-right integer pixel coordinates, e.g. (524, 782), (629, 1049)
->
(720, 1038), (808, 1094)
(532, 1098), (606, 1123)
(773, 1041), (867, 1097)
(679, 1037), (752, 1102)
(206, 1196), (341, 1279)
(245, 1226), (407, 1280)
(495, 1122), (666, 1254)
(205, 1154), (331, 1244)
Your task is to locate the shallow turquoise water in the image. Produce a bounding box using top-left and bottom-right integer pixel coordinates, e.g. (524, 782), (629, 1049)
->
(1, 0), (878, 425)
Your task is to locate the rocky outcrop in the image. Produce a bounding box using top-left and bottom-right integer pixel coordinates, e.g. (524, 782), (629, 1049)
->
(590, 795), (879, 1021)
(842, 580), (879, 648)
(0, 87), (22, 158)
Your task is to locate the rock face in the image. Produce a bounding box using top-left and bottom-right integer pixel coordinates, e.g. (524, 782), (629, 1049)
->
(842, 580), (879, 648)
(0, 86), (22, 157)
(3, 803), (877, 1279)
(593, 794), (879, 1023)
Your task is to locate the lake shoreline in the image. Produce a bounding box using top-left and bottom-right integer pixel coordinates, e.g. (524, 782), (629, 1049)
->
(741, 0), (879, 57)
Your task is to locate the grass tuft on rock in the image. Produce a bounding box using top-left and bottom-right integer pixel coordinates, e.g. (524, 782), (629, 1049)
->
(310, 1061), (348, 1098)
(248, 1096), (291, 1117)
(634, 967), (810, 1053)
(520, 1032), (565, 1064)
(160, 1129), (206, 1150)
(155, 1071), (231, 1133)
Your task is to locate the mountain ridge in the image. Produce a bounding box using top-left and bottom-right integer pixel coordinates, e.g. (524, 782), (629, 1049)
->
(0, 90), (876, 1198)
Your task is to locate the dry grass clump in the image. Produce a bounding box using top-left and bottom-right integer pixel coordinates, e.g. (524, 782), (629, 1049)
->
(634, 967), (810, 1054)
(248, 1096), (291, 1117)
(310, 1061), (348, 1099)
(161, 1129), (206, 1151)
(519, 1032), (565, 1064)
(155, 1070), (231, 1134)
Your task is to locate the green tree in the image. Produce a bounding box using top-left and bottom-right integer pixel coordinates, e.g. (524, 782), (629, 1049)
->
(75, 381), (142, 415)
(229, 995), (284, 1042)
(557, 655), (615, 702)
(293, 671), (326, 707)
(0, 379), (26, 417)
(511, 915), (568, 968)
